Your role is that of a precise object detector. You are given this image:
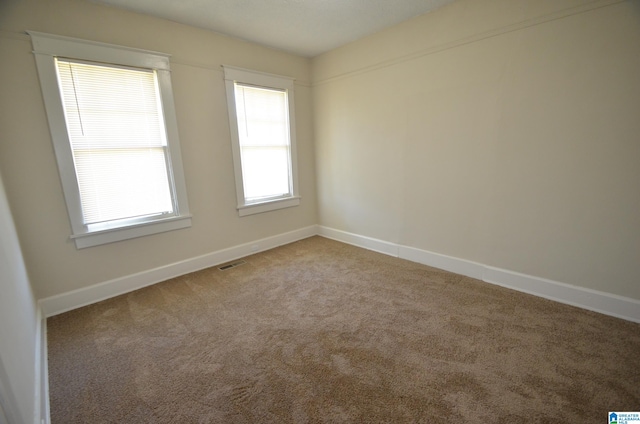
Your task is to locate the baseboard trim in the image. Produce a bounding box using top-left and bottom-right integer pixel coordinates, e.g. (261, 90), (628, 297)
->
(39, 224), (640, 323)
(482, 266), (640, 324)
(33, 307), (42, 424)
(399, 245), (485, 280)
(317, 226), (640, 323)
(34, 306), (50, 424)
(317, 226), (399, 257)
(40, 225), (318, 317)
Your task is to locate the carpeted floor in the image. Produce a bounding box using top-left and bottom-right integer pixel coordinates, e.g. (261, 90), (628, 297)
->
(47, 236), (640, 423)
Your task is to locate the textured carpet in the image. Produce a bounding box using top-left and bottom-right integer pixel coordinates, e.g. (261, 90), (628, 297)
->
(47, 236), (640, 423)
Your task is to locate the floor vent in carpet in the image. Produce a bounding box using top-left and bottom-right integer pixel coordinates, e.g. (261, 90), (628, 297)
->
(218, 260), (246, 271)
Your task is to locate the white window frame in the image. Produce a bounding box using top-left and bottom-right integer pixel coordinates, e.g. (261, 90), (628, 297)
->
(29, 31), (191, 248)
(223, 65), (300, 217)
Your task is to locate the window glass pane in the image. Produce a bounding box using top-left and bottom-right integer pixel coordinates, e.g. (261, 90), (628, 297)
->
(235, 84), (289, 147)
(240, 147), (290, 201)
(56, 59), (174, 224)
(234, 83), (292, 202)
(73, 148), (173, 224)
(57, 60), (167, 149)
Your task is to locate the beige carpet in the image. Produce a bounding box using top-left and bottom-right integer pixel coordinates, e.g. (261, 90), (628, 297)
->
(47, 236), (640, 423)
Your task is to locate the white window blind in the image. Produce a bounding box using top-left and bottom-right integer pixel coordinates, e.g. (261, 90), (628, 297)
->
(56, 59), (174, 225)
(234, 83), (292, 203)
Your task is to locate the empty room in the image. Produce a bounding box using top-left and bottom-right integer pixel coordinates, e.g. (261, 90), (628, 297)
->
(1, 0), (639, 422)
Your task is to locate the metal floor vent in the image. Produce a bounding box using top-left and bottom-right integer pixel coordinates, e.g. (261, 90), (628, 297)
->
(218, 260), (247, 271)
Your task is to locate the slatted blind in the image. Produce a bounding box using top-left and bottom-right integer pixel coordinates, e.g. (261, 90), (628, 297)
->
(234, 83), (291, 202)
(56, 59), (174, 224)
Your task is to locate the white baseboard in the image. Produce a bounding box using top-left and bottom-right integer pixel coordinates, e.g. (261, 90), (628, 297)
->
(33, 307), (42, 424)
(399, 245), (485, 280)
(40, 225), (317, 317)
(39, 224), (640, 323)
(317, 226), (399, 257)
(482, 266), (640, 324)
(34, 306), (50, 424)
(317, 226), (640, 323)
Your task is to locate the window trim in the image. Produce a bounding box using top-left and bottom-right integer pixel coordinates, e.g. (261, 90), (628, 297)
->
(223, 65), (300, 216)
(29, 31), (191, 248)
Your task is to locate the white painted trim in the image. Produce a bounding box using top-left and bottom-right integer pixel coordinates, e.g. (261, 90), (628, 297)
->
(317, 226), (399, 257)
(399, 245), (485, 280)
(33, 308), (42, 424)
(27, 31), (171, 70)
(222, 65), (295, 88)
(72, 215), (192, 249)
(316, 226), (640, 323)
(40, 225), (317, 317)
(482, 266), (640, 324)
(39, 224), (640, 323)
(36, 305), (50, 424)
(29, 31), (192, 250)
(238, 196), (301, 217)
(222, 65), (300, 218)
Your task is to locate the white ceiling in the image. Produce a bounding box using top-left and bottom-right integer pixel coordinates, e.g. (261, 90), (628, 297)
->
(91, 0), (457, 57)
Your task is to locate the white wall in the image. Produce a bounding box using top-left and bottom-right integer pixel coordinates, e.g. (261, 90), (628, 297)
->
(0, 0), (317, 300)
(0, 171), (39, 424)
(313, 0), (640, 300)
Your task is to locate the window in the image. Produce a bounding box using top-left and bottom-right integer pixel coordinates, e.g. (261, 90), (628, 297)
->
(29, 31), (191, 248)
(223, 66), (300, 216)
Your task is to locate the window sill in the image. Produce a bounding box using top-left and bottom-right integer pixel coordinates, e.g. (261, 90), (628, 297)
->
(238, 196), (300, 217)
(70, 214), (192, 248)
